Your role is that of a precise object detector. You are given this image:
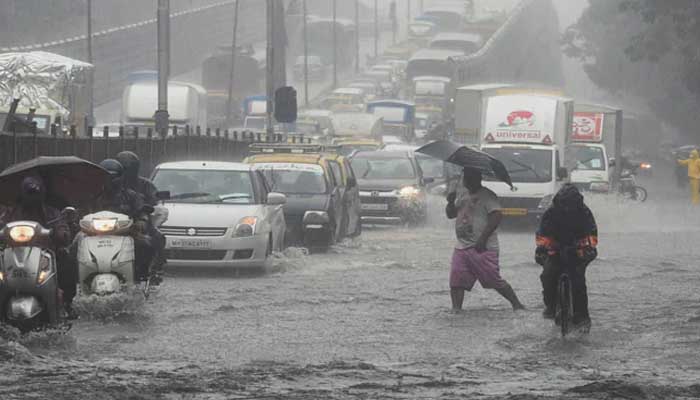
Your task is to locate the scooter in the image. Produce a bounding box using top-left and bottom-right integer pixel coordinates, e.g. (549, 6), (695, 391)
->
(0, 220), (61, 332)
(76, 211), (140, 296)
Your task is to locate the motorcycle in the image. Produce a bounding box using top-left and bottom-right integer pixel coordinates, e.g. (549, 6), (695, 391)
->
(618, 167), (647, 202)
(76, 209), (153, 297)
(0, 213), (71, 332)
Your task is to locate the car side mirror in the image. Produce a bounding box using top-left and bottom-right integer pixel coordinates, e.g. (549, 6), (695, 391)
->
(347, 177), (357, 188)
(608, 158), (616, 167)
(557, 167), (568, 181)
(267, 192), (286, 205)
(156, 190), (171, 201)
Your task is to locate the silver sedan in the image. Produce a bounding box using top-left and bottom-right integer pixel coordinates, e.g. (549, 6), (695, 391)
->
(152, 161), (286, 270)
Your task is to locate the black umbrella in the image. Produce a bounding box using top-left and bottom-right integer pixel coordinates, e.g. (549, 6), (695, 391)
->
(0, 156), (110, 208)
(416, 140), (514, 188)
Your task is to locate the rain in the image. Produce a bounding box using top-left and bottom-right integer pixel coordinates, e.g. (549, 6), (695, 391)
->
(1, 1), (700, 399)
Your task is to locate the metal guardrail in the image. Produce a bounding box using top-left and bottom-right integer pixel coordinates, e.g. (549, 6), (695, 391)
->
(0, 125), (315, 174)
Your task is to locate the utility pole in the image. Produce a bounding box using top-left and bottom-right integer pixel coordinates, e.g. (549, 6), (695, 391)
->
(420, 0), (424, 14)
(155, 0), (170, 135)
(86, 0), (94, 131)
(354, 0), (360, 73)
(303, 0), (309, 106)
(374, 0), (378, 61)
(332, 0), (337, 89)
(391, 1), (396, 45)
(407, 0), (411, 34)
(266, 0), (274, 137)
(226, 0), (240, 126)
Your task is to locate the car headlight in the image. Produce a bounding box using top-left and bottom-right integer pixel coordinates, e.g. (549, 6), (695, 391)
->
(399, 186), (420, 198)
(92, 218), (118, 233)
(538, 194), (554, 210)
(640, 162), (652, 170)
(303, 211), (329, 225)
(0, 271), (5, 283)
(36, 255), (51, 286)
(9, 225), (35, 243)
(234, 216), (257, 237)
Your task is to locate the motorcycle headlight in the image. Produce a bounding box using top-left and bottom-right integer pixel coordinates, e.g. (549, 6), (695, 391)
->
(36, 255), (51, 286)
(399, 186), (420, 198)
(234, 216), (257, 237)
(9, 225), (35, 244)
(92, 218), (118, 233)
(538, 194), (554, 210)
(0, 271), (5, 283)
(640, 162), (652, 170)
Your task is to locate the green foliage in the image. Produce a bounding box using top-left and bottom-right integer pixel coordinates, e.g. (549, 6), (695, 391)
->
(563, 0), (700, 138)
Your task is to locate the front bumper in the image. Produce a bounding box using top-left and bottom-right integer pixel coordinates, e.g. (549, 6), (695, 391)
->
(499, 197), (546, 220)
(165, 234), (268, 268)
(359, 192), (426, 224)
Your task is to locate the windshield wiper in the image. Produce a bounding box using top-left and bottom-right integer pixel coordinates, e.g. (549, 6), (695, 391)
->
(217, 193), (252, 202)
(170, 192), (212, 200)
(509, 159), (543, 180)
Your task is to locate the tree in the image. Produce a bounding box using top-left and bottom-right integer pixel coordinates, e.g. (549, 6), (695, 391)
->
(563, 0), (700, 140)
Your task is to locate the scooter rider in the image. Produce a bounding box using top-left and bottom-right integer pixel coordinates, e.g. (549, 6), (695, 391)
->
(0, 177), (75, 309)
(535, 184), (598, 329)
(116, 151), (166, 277)
(92, 159), (155, 281)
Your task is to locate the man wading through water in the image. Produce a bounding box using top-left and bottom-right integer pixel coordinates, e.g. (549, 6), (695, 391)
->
(446, 168), (525, 311)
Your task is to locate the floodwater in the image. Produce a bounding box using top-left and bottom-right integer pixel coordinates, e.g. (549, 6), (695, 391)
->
(2, 167), (700, 399)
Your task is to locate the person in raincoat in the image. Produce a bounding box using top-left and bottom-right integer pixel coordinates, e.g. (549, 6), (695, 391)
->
(536, 184), (598, 329)
(677, 149), (700, 205)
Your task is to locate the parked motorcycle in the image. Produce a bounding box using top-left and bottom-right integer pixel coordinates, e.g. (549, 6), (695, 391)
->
(76, 210), (149, 296)
(619, 168), (647, 202)
(0, 217), (66, 332)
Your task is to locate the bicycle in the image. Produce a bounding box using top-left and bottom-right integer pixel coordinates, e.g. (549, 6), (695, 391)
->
(556, 245), (589, 337)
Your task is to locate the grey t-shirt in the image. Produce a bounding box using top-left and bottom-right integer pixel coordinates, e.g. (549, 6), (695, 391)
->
(454, 187), (501, 251)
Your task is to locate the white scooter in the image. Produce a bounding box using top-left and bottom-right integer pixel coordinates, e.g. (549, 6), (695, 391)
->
(0, 220), (61, 332)
(76, 211), (140, 296)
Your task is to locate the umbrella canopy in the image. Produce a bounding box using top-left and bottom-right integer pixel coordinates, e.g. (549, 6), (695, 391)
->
(0, 156), (109, 208)
(416, 140), (514, 188)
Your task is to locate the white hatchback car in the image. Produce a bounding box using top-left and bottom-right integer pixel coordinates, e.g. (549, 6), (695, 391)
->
(152, 161), (286, 270)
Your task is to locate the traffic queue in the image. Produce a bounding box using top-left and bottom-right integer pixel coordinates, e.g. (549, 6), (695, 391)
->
(0, 1), (657, 336)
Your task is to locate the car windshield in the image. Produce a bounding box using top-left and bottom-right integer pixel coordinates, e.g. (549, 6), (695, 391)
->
(254, 163), (327, 194)
(482, 148), (553, 183)
(295, 121), (321, 135)
(245, 117), (266, 130)
(153, 169), (255, 204)
(568, 145), (606, 171)
(417, 156), (444, 179)
(352, 157), (416, 179)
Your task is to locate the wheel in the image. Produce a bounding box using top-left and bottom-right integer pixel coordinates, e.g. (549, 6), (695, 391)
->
(558, 276), (573, 337)
(634, 186), (648, 202)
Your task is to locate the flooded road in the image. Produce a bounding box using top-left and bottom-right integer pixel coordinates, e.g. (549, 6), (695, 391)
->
(2, 171), (700, 399)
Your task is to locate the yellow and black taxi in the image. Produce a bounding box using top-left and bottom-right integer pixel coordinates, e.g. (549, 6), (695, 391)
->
(244, 144), (359, 251)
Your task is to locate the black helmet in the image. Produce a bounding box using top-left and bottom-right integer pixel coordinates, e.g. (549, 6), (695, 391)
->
(100, 159), (124, 177)
(116, 151), (140, 175)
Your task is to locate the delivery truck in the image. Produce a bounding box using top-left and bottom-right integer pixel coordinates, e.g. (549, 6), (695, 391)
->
(479, 93), (573, 220)
(567, 103), (623, 193)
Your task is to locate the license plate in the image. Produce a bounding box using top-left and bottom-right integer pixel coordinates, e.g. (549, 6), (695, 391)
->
(501, 208), (528, 216)
(362, 203), (389, 211)
(170, 238), (212, 249)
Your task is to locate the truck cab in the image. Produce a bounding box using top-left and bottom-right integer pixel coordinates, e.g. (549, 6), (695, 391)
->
(479, 94), (573, 220)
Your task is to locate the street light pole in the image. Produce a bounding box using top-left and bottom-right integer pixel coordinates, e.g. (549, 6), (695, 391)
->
(332, 0), (337, 89)
(266, 0), (274, 137)
(303, 0), (309, 106)
(155, 0), (170, 136)
(226, 0), (240, 126)
(354, 0), (359, 73)
(374, 0), (378, 61)
(86, 0), (94, 130)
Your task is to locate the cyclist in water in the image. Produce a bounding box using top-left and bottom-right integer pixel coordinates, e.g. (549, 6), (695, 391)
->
(535, 184), (598, 329)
